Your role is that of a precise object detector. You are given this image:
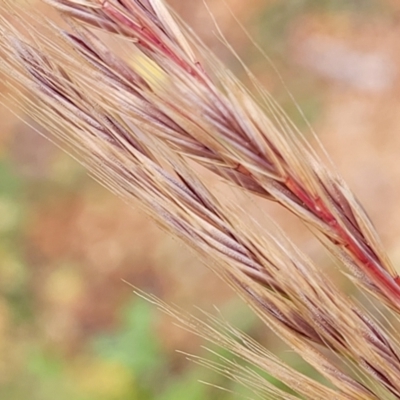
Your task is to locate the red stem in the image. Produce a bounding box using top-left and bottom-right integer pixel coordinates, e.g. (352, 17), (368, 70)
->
(285, 176), (400, 307)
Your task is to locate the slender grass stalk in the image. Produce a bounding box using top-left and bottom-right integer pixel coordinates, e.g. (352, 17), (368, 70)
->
(1, 1), (400, 398)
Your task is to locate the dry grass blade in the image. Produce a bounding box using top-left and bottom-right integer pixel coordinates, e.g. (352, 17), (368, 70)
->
(1, 1), (400, 399)
(38, 0), (400, 311)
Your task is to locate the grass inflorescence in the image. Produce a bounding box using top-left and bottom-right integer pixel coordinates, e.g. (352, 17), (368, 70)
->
(1, 1), (399, 398)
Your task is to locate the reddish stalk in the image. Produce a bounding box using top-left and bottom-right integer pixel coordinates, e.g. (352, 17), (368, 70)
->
(285, 176), (400, 302)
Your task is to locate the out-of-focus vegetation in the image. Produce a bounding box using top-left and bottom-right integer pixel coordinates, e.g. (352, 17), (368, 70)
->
(1, 0), (400, 398)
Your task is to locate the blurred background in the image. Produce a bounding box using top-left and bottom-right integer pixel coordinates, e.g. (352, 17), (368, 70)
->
(2, 0), (400, 398)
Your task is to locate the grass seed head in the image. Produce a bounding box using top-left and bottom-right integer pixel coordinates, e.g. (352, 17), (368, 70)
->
(1, 1), (400, 399)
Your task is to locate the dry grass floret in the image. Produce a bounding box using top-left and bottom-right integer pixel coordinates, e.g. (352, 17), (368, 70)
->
(1, 0), (400, 398)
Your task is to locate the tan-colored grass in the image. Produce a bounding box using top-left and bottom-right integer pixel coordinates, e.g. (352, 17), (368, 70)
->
(41, 0), (400, 311)
(1, 1), (400, 398)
